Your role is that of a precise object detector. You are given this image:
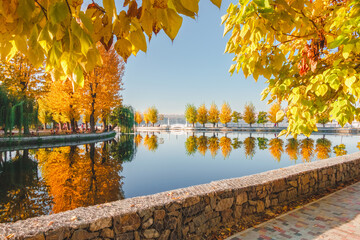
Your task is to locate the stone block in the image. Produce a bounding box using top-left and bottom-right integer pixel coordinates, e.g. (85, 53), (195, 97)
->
(215, 198), (233, 212)
(183, 196), (200, 207)
(143, 229), (160, 239)
(183, 202), (204, 217)
(24, 234), (45, 240)
(273, 179), (286, 192)
(234, 205), (242, 219)
(166, 203), (181, 212)
(193, 214), (207, 227)
(142, 218), (153, 229)
(256, 201), (265, 213)
(288, 180), (297, 188)
(221, 209), (232, 222)
(71, 229), (99, 240)
(287, 188), (297, 200)
(154, 210), (166, 221)
(139, 209), (153, 222)
(114, 213), (141, 234)
(159, 230), (171, 240)
(89, 217), (112, 232)
(101, 228), (114, 238)
(236, 192), (248, 205)
(116, 232), (134, 240)
(46, 227), (71, 240)
(279, 191), (286, 203)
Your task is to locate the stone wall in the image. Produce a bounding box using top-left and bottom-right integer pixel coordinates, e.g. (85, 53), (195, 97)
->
(2, 152), (360, 240)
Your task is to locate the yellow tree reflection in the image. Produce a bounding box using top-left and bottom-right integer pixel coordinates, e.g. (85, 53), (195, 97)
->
(219, 136), (232, 159)
(244, 137), (256, 159)
(37, 143), (123, 214)
(197, 135), (208, 156)
(208, 136), (219, 158)
(333, 144), (347, 156)
(269, 138), (284, 162)
(143, 134), (158, 152)
(134, 134), (143, 147)
(185, 135), (198, 156)
(286, 138), (299, 161)
(300, 138), (314, 162)
(315, 138), (332, 159)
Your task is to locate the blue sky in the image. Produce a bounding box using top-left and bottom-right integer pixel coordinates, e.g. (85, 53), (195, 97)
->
(90, 0), (269, 114)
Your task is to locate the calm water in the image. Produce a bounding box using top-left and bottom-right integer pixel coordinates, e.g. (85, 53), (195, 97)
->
(1, 132), (360, 223)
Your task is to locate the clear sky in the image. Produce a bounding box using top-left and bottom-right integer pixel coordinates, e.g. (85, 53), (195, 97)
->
(89, 0), (269, 114)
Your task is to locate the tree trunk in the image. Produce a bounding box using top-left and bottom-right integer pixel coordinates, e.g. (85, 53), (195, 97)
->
(66, 122), (70, 131)
(59, 122), (63, 131)
(90, 113), (95, 133)
(103, 119), (108, 132)
(193, 123), (195, 127)
(85, 121), (89, 130)
(70, 118), (76, 133)
(203, 123), (205, 127)
(213, 123), (215, 128)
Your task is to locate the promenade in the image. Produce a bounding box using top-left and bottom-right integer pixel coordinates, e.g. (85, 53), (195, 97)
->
(227, 181), (360, 240)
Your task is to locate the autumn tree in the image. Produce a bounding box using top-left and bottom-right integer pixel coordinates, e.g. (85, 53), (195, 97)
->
(197, 104), (208, 127)
(0, 54), (46, 134)
(223, 0), (360, 137)
(208, 136), (220, 158)
(219, 136), (232, 158)
(300, 138), (314, 162)
(208, 103), (220, 127)
(268, 103), (284, 127)
(143, 109), (150, 127)
(232, 111), (241, 126)
(146, 106), (158, 127)
(269, 138), (284, 162)
(286, 138), (299, 161)
(0, 0), (221, 88)
(244, 136), (256, 159)
(42, 79), (82, 132)
(80, 45), (124, 132)
(315, 138), (332, 160)
(257, 111), (268, 127)
(185, 104), (197, 127)
(144, 134), (158, 151)
(257, 137), (268, 150)
(333, 144), (347, 157)
(318, 112), (330, 128)
(219, 102), (232, 127)
(185, 136), (197, 156)
(232, 138), (242, 149)
(135, 111), (143, 126)
(197, 135), (208, 156)
(243, 103), (256, 127)
(134, 134), (143, 147)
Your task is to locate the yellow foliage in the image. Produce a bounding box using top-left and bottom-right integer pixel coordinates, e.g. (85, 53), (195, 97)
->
(135, 111), (143, 125)
(197, 135), (208, 156)
(268, 103), (283, 124)
(219, 102), (232, 127)
(208, 136), (219, 158)
(300, 138), (314, 162)
(268, 138), (284, 162)
(208, 103), (219, 127)
(243, 103), (256, 126)
(197, 104), (208, 126)
(219, 136), (232, 158)
(285, 138), (299, 161)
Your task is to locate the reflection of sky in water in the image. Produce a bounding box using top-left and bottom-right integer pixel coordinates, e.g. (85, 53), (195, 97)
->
(1, 132), (360, 222)
(122, 132), (360, 198)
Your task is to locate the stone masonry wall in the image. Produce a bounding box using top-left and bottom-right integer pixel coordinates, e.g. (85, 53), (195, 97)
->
(2, 152), (360, 240)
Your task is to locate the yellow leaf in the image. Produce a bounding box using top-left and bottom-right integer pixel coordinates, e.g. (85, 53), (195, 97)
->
(170, 0), (196, 18)
(114, 38), (132, 62)
(163, 9), (183, 40)
(140, 10), (154, 38)
(210, 0), (221, 8)
(129, 29), (147, 52)
(180, 0), (199, 13)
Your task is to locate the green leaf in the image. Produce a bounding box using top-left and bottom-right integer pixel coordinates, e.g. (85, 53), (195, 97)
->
(49, 1), (69, 25)
(328, 34), (346, 49)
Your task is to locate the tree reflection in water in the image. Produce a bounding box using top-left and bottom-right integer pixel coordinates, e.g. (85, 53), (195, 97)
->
(185, 135), (197, 156)
(244, 136), (256, 159)
(219, 136), (232, 159)
(286, 138), (299, 161)
(268, 138), (284, 162)
(208, 136), (219, 158)
(0, 150), (51, 223)
(197, 135), (208, 156)
(300, 138), (315, 162)
(144, 134), (158, 152)
(315, 137), (332, 159)
(0, 135), (137, 223)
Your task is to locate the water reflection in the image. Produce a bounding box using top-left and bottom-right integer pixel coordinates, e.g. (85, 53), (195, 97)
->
(244, 137), (256, 159)
(0, 150), (52, 222)
(0, 135), (136, 223)
(269, 138), (284, 162)
(143, 134), (158, 152)
(315, 138), (332, 159)
(286, 138), (299, 161)
(300, 138), (314, 162)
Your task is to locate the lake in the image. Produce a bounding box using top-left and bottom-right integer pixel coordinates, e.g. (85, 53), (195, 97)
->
(1, 131), (359, 223)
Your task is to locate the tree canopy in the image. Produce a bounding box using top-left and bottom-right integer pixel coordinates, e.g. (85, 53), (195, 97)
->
(0, 0), (221, 87)
(223, 0), (360, 136)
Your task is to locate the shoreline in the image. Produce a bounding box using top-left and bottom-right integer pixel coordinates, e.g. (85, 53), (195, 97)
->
(0, 131), (116, 149)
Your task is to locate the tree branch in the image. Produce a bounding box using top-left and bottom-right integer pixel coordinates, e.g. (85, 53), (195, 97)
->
(34, 0), (48, 20)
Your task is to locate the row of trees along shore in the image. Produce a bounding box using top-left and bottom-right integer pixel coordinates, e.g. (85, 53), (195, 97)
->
(134, 107), (164, 127)
(185, 102), (331, 128)
(0, 45), (127, 135)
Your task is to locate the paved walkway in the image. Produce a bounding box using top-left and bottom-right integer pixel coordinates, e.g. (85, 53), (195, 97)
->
(227, 182), (360, 240)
